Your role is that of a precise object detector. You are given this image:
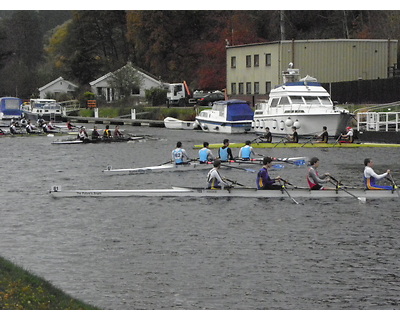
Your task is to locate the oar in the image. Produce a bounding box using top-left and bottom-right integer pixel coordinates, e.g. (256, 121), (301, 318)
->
(329, 176), (366, 203)
(279, 179), (300, 205)
(273, 138), (286, 148)
(257, 154), (307, 166)
(159, 160), (173, 166)
(224, 178), (250, 188)
(301, 137), (314, 147)
(388, 172), (400, 197)
(332, 134), (342, 147)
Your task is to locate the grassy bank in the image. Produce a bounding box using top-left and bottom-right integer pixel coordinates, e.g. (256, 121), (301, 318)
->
(0, 256), (98, 310)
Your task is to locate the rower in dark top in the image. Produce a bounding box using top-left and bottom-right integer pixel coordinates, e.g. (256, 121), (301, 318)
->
(256, 156), (282, 190)
(287, 126), (298, 143)
(315, 126), (328, 143)
(263, 127), (272, 143)
(218, 139), (234, 162)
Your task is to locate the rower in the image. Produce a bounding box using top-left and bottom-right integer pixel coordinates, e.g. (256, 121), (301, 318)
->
(199, 142), (214, 163)
(256, 156), (282, 190)
(315, 126), (328, 143)
(66, 120), (76, 130)
(172, 141), (189, 165)
(218, 138), (234, 162)
(92, 125), (100, 140)
(340, 126), (354, 143)
(9, 121), (18, 134)
(78, 126), (89, 141)
(286, 126), (299, 143)
(207, 159), (231, 189)
(238, 140), (255, 160)
(113, 125), (123, 138)
(263, 127), (272, 143)
(103, 125), (112, 139)
(307, 157), (331, 190)
(364, 158), (393, 190)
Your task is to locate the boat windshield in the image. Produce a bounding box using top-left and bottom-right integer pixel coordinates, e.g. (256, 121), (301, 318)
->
(270, 98), (279, 108)
(278, 97), (290, 106)
(319, 97), (332, 105)
(289, 96), (304, 105)
(304, 96), (321, 105)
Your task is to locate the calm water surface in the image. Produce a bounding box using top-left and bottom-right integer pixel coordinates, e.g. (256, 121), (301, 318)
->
(1, 125), (399, 309)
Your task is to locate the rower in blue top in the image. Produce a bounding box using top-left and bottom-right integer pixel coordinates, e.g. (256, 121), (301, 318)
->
(198, 142), (214, 163)
(172, 141), (190, 165)
(238, 140), (256, 160)
(218, 139), (234, 162)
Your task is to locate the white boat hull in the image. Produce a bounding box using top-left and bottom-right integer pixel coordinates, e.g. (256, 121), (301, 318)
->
(253, 112), (351, 136)
(195, 118), (253, 134)
(164, 117), (197, 130)
(49, 186), (400, 199)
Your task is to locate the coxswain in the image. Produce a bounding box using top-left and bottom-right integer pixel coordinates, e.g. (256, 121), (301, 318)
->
(315, 126), (329, 143)
(256, 157), (282, 190)
(307, 157), (331, 190)
(340, 127), (354, 143)
(364, 158), (393, 190)
(103, 125), (112, 139)
(286, 126), (299, 143)
(238, 140), (255, 160)
(207, 159), (231, 189)
(171, 141), (189, 165)
(218, 139), (234, 162)
(198, 142), (214, 164)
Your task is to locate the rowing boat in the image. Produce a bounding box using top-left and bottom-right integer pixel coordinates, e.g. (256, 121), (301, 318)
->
(49, 186), (400, 199)
(193, 142), (400, 149)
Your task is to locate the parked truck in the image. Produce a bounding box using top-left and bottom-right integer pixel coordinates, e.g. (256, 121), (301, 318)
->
(166, 81), (197, 107)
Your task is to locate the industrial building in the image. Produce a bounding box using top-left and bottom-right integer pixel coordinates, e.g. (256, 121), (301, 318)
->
(226, 39), (398, 102)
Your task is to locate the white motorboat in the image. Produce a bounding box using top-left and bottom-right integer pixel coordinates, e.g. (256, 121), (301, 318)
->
(49, 185), (399, 200)
(252, 64), (352, 137)
(163, 117), (198, 130)
(195, 99), (254, 134)
(21, 98), (63, 121)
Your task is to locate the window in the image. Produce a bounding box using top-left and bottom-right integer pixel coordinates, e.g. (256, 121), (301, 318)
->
(246, 55), (251, 67)
(279, 97), (290, 105)
(231, 56), (236, 68)
(265, 53), (271, 66)
(254, 82), (259, 94)
(289, 96), (304, 105)
(231, 83), (237, 95)
(246, 82), (251, 94)
(270, 98), (279, 108)
(265, 82), (271, 94)
(254, 54), (259, 67)
(238, 83), (244, 94)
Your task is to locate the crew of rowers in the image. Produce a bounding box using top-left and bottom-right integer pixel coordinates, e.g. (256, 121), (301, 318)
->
(253, 126), (354, 144)
(77, 124), (124, 141)
(171, 139), (395, 191)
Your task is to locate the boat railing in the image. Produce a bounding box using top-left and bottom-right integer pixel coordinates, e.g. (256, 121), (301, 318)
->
(357, 112), (400, 132)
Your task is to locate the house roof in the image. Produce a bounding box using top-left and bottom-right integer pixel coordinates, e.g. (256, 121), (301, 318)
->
(39, 77), (78, 91)
(89, 64), (166, 87)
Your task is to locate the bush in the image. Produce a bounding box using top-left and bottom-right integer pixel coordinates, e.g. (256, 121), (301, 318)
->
(145, 88), (167, 106)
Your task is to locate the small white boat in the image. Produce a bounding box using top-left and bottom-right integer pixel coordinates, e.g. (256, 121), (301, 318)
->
(21, 98), (63, 121)
(163, 117), (198, 130)
(195, 99), (254, 134)
(252, 64), (352, 137)
(49, 186), (399, 199)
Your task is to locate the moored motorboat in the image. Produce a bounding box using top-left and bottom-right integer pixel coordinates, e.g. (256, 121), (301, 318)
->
(195, 99), (254, 134)
(163, 117), (198, 130)
(252, 64), (352, 137)
(49, 186), (400, 199)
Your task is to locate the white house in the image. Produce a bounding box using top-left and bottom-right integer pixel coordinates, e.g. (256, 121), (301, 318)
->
(38, 77), (78, 99)
(89, 64), (167, 102)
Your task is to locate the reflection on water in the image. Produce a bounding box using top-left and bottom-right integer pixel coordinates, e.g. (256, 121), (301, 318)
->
(1, 126), (399, 309)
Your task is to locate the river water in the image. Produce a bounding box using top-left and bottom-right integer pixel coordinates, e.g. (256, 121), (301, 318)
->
(1, 125), (400, 310)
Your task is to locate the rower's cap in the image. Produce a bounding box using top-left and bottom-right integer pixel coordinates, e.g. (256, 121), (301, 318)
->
(346, 126), (352, 130)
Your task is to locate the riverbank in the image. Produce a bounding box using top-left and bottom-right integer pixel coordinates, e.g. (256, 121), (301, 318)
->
(0, 256), (98, 310)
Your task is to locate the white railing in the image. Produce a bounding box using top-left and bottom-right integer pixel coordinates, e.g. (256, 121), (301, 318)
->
(357, 112), (400, 132)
